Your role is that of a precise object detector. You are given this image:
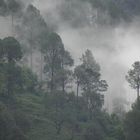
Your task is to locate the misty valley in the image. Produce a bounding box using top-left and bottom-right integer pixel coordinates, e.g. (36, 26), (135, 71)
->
(1, 0), (140, 140)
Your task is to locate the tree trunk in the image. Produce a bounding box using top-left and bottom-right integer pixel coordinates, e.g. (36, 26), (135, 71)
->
(51, 67), (54, 93)
(51, 58), (54, 93)
(40, 52), (43, 82)
(7, 60), (14, 99)
(62, 79), (65, 93)
(137, 84), (139, 101)
(11, 14), (14, 36)
(30, 48), (33, 70)
(30, 28), (33, 71)
(76, 81), (79, 105)
(137, 77), (140, 101)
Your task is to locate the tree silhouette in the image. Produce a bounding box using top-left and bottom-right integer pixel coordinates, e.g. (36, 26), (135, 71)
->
(126, 61), (140, 101)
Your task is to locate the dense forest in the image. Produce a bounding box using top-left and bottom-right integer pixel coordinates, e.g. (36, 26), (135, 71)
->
(0, 0), (140, 140)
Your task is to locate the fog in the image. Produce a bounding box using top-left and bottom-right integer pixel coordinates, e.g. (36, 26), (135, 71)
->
(32, 0), (140, 111)
(0, 0), (140, 111)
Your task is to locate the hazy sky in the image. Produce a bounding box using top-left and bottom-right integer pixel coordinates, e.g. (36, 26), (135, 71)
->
(1, 0), (140, 111)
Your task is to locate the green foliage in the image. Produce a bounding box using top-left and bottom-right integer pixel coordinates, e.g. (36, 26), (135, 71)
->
(2, 37), (22, 62)
(0, 33), (125, 140)
(126, 61), (140, 99)
(124, 101), (140, 140)
(0, 36), (41, 139)
(74, 49), (108, 116)
(0, 102), (27, 140)
(18, 4), (48, 53)
(43, 32), (74, 93)
(20, 67), (39, 94)
(0, 3), (128, 140)
(0, 36), (124, 140)
(7, 0), (22, 14)
(126, 61), (140, 89)
(0, 0), (22, 17)
(0, 37), (23, 98)
(0, 0), (7, 16)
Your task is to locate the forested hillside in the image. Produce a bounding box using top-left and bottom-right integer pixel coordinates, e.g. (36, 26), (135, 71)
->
(0, 0), (140, 140)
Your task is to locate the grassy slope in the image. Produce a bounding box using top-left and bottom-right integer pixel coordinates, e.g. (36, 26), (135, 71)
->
(16, 93), (73, 140)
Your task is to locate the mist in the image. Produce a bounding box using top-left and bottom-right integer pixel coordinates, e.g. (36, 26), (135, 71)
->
(1, 1), (140, 139)
(30, 0), (140, 111)
(0, 0), (139, 111)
